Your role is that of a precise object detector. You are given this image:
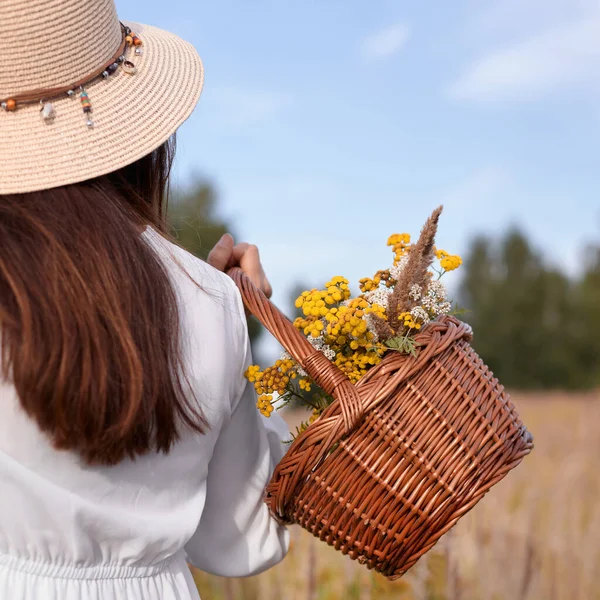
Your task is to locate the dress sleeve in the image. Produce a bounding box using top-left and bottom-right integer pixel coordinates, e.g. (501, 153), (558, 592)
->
(184, 293), (290, 577)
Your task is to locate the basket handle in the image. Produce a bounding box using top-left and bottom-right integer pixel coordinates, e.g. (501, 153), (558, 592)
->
(227, 267), (365, 434)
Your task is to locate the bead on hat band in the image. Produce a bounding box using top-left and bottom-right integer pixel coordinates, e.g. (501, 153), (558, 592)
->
(0, 23), (143, 129)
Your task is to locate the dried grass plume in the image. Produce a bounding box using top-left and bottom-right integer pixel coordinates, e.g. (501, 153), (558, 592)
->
(388, 206), (443, 332)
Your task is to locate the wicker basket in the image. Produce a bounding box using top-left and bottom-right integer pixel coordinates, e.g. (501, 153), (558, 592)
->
(228, 267), (534, 580)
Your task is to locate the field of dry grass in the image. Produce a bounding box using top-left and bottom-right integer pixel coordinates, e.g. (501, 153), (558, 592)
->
(191, 392), (600, 600)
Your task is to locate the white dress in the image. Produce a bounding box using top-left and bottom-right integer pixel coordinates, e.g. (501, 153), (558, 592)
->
(0, 227), (290, 599)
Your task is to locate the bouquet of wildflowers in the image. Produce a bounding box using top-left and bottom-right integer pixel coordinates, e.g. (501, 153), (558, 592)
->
(245, 206), (463, 437)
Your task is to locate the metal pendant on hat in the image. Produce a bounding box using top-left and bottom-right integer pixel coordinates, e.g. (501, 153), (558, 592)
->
(40, 101), (55, 121)
(0, 22), (143, 129)
(122, 60), (137, 75)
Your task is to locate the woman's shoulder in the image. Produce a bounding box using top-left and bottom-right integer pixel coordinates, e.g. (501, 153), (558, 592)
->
(141, 226), (245, 324)
(142, 227), (250, 409)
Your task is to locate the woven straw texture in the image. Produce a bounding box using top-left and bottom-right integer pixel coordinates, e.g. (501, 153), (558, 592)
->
(229, 267), (534, 580)
(0, 0), (204, 194)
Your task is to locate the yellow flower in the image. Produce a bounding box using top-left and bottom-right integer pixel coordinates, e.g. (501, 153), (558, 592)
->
(359, 275), (382, 292)
(440, 254), (462, 272)
(387, 234), (412, 264)
(244, 365), (262, 383)
(359, 278), (373, 291)
(248, 360), (295, 395)
(299, 378), (312, 392)
(399, 311), (422, 331)
(387, 233), (411, 246)
(256, 394), (274, 417)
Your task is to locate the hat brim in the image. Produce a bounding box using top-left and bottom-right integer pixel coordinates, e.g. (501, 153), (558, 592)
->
(0, 22), (204, 194)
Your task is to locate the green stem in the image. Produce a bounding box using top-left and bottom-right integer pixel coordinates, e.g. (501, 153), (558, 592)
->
(432, 266), (447, 280)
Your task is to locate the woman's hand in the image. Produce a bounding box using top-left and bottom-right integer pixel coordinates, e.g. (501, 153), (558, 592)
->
(208, 234), (273, 299)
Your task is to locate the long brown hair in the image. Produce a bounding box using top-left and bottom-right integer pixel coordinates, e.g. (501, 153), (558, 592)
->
(0, 137), (207, 465)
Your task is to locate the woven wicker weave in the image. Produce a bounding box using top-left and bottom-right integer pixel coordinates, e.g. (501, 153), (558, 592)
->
(229, 267), (534, 580)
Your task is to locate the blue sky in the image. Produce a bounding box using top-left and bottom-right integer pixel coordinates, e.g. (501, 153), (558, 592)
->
(117, 0), (599, 332)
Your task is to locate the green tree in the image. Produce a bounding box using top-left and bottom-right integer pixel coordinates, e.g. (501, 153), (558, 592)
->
(458, 236), (496, 362)
(574, 243), (600, 388)
(458, 228), (596, 390)
(460, 230), (542, 387)
(168, 181), (229, 261)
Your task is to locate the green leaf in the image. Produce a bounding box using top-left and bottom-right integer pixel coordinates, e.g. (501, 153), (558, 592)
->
(384, 337), (404, 350)
(384, 335), (420, 356)
(450, 302), (471, 317)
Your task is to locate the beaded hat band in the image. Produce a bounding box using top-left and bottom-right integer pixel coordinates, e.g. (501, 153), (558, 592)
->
(1, 24), (143, 129)
(0, 0), (204, 194)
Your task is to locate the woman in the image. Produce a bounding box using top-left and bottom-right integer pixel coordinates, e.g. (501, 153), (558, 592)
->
(0, 1), (289, 598)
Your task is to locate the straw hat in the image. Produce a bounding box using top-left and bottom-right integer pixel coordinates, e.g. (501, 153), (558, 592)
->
(0, 0), (204, 194)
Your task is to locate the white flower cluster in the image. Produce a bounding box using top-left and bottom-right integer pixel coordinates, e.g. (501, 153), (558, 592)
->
(363, 287), (391, 308)
(428, 280), (446, 298)
(307, 335), (324, 348)
(437, 301), (452, 314)
(420, 296), (435, 312)
(410, 306), (430, 324)
(307, 336), (335, 361)
(322, 347), (336, 360)
(420, 280), (452, 317)
(389, 256), (409, 281)
(409, 284), (422, 302)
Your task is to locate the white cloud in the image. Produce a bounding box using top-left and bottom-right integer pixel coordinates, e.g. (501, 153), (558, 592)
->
(448, 16), (600, 103)
(469, 0), (594, 37)
(360, 23), (410, 62)
(205, 85), (292, 129)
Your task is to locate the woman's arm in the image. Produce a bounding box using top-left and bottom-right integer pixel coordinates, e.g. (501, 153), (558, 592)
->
(184, 339), (290, 577)
(185, 238), (289, 576)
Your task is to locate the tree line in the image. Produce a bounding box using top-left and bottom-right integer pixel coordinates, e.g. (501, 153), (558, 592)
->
(459, 229), (600, 390)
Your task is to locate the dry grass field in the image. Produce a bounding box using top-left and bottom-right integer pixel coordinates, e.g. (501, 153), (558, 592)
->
(191, 393), (600, 600)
